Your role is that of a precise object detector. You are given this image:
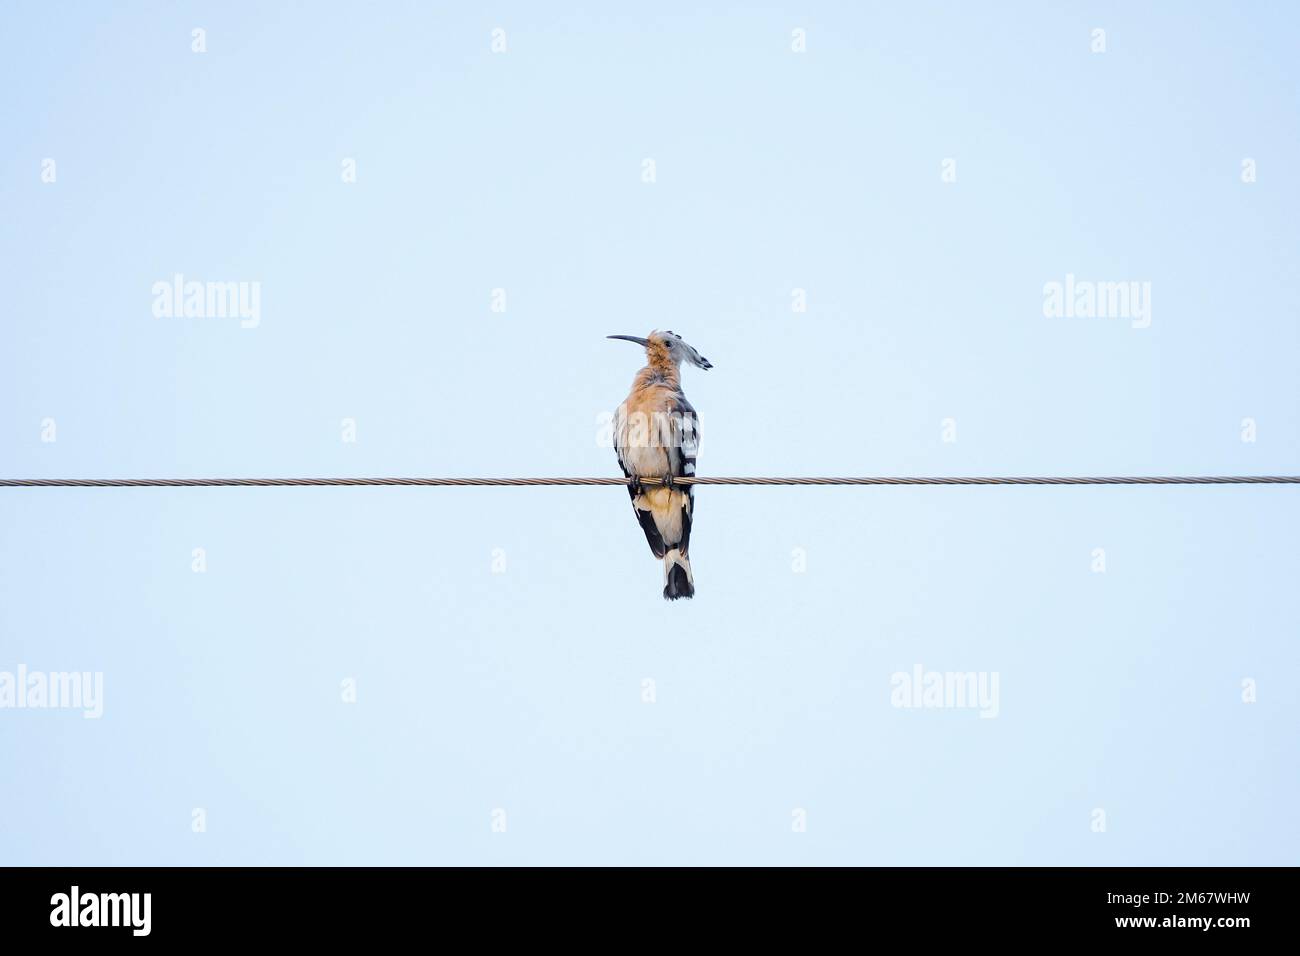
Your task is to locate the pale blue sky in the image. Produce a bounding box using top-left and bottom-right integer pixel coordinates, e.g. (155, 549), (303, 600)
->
(1, 2), (1297, 864)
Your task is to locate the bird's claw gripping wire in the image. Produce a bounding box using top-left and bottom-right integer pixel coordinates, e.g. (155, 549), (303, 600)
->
(626, 474), (675, 493)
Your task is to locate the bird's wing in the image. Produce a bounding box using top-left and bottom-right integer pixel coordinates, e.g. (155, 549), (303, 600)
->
(669, 393), (698, 556)
(671, 394), (699, 479)
(614, 398), (669, 557)
(612, 402), (631, 477)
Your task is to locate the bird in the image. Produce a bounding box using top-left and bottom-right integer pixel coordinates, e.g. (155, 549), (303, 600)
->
(608, 330), (712, 600)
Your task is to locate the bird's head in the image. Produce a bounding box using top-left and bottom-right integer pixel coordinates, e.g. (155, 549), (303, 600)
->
(607, 330), (712, 370)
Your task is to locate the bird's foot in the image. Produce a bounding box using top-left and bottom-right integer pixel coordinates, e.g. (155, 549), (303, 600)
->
(660, 473), (675, 490)
(628, 476), (644, 496)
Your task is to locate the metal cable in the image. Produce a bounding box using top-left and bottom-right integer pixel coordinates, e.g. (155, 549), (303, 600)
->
(0, 476), (1297, 488)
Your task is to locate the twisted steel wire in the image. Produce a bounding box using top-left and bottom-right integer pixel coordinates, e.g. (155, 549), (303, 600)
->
(0, 476), (1296, 488)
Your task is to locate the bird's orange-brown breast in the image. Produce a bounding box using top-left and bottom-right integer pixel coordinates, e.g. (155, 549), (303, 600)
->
(617, 353), (685, 477)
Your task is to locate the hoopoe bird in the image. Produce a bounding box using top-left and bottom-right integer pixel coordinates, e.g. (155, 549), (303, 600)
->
(608, 330), (712, 600)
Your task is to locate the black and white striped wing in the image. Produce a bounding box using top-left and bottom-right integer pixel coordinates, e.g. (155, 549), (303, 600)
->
(671, 395), (699, 556)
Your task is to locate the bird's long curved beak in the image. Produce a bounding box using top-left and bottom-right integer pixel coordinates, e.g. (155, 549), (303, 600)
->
(607, 335), (650, 347)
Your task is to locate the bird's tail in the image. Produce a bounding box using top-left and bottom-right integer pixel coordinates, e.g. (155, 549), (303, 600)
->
(663, 548), (694, 600)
